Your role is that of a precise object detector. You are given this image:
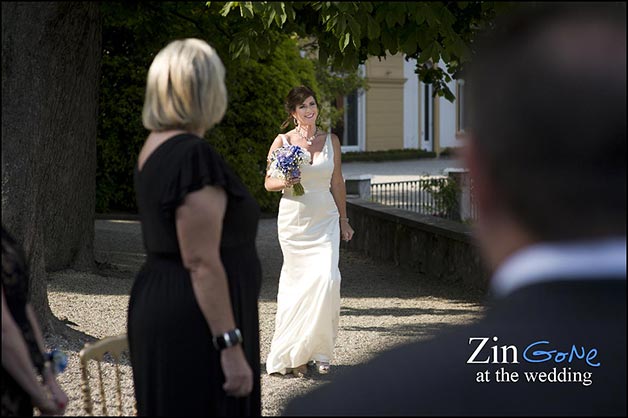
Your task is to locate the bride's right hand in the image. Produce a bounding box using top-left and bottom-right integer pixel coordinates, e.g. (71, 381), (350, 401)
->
(284, 176), (301, 188)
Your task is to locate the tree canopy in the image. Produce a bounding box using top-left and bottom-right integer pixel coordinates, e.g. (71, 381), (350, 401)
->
(211, 1), (514, 101)
(98, 1), (363, 213)
(97, 1), (515, 213)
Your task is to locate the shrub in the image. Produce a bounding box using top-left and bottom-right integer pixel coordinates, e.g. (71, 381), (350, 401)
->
(97, 3), (323, 214)
(342, 148), (436, 162)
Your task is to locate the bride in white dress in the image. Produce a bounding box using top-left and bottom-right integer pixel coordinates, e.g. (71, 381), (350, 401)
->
(264, 86), (355, 377)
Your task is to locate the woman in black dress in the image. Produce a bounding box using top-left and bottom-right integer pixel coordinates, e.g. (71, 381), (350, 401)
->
(128, 38), (262, 416)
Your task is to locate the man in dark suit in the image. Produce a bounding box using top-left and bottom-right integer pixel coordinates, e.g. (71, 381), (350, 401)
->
(285, 3), (626, 416)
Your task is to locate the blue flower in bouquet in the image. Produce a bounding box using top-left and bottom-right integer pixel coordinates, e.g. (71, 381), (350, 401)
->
(268, 145), (311, 196)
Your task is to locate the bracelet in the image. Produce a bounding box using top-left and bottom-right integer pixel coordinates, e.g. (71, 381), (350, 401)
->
(213, 328), (243, 351)
(339, 217), (349, 222)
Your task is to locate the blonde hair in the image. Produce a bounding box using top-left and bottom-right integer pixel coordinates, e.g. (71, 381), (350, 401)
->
(142, 38), (227, 133)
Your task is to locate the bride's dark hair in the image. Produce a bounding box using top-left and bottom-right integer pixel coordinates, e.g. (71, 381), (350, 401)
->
(280, 86), (318, 130)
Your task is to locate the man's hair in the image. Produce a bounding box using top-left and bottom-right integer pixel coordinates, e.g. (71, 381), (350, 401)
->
(466, 2), (626, 240)
(142, 38), (227, 133)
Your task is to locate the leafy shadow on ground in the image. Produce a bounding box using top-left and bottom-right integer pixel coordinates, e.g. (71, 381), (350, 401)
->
(340, 321), (471, 340)
(340, 306), (482, 318)
(47, 267), (133, 296)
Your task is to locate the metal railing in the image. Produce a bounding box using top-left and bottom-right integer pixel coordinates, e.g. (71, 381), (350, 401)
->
(469, 179), (479, 222)
(370, 177), (459, 220)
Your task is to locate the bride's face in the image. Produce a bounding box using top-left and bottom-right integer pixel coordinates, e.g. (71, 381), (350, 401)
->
(292, 96), (318, 127)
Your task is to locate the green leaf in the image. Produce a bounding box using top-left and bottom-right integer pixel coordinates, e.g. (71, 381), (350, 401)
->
(416, 27), (430, 50)
(366, 14), (380, 40)
(285, 3), (296, 21)
(385, 10), (396, 28)
(339, 32), (350, 52)
(266, 9), (276, 28)
(442, 86), (455, 102)
(337, 16), (347, 36)
(423, 41), (440, 63)
(279, 3), (287, 25)
(394, 4), (407, 26)
(429, 41), (441, 62)
(367, 40), (382, 56)
(271, 2), (285, 27)
(219, 2), (235, 17)
(319, 46), (329, 65)
(341, 49), (357, 69)
(453, 36), (471, 62)
(418, 41), (436, 64)
(400, 27), (418, 56)
(326, 14), (338, 32)
(231, 38), (247, 58)
(239, 2), (254, 19)
(439, 6), (456, 28)
(347, 15), (361, 40)
(414, 3), (426, 25)
(424, 3), (441, 27)
(383, 27), (401, 54)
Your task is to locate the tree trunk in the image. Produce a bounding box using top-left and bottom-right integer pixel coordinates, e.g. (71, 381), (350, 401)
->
(2, 2), (101, 332)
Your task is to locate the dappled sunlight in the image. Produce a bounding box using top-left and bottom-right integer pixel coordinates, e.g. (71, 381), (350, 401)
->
(46, 217), (486, 416)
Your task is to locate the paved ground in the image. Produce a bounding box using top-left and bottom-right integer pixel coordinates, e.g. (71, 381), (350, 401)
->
(46, 217), (485, 416)
(342, 157), (465, 183)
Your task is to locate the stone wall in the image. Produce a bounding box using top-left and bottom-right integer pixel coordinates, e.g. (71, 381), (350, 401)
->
(342, 197), (490, 291)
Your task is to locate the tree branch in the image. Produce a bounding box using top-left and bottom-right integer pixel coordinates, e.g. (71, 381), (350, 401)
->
(143, 3), (212, 37)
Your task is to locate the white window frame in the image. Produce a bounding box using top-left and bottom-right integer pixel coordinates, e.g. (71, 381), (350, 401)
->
(341, 64), (366, 153)
(456, 79), (466, 134)
(420, 82), (434, 151)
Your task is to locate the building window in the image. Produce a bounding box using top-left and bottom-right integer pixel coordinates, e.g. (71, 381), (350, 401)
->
(456, 79), (466, 134)
(332, 90), (358, 147)
(422, 83), (434, 145)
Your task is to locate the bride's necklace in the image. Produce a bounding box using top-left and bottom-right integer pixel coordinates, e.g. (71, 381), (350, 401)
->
(296, 125), (318, 146)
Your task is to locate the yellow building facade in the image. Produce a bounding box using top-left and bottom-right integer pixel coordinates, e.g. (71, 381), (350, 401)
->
(337, 53), (465, 155)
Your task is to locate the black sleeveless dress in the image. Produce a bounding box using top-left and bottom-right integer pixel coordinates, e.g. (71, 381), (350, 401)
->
(128, 133), (262, 416)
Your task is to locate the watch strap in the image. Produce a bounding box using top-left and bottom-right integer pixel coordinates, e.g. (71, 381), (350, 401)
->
(212, 328), (243, 350)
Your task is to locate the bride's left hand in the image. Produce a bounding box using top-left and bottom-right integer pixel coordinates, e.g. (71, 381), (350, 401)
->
(340, 219), (354, 242)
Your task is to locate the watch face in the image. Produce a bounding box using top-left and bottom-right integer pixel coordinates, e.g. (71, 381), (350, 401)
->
(227, 329), (243, 346)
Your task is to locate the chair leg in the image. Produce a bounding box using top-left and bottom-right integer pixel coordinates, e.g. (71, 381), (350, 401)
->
(96, 361), (108, 416)
(80, 360), (94, 416)
(114, 357), (123, 416)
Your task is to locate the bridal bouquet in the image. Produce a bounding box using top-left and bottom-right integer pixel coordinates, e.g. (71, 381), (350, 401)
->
(268, 145), (311, 196)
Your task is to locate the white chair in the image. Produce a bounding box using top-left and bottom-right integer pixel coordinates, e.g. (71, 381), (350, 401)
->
(79, 334), (134, 416)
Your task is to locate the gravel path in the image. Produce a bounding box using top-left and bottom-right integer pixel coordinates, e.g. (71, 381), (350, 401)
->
(44, 218), (485, 416)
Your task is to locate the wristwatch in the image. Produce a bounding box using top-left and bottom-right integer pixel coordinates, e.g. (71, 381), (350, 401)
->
(212, 328), (243, 350)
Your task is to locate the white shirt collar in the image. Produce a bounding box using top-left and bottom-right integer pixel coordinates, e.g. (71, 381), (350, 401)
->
(491, 237), (626, 297)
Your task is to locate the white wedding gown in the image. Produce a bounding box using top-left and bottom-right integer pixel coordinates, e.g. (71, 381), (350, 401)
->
(266, 133), (342, 375)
